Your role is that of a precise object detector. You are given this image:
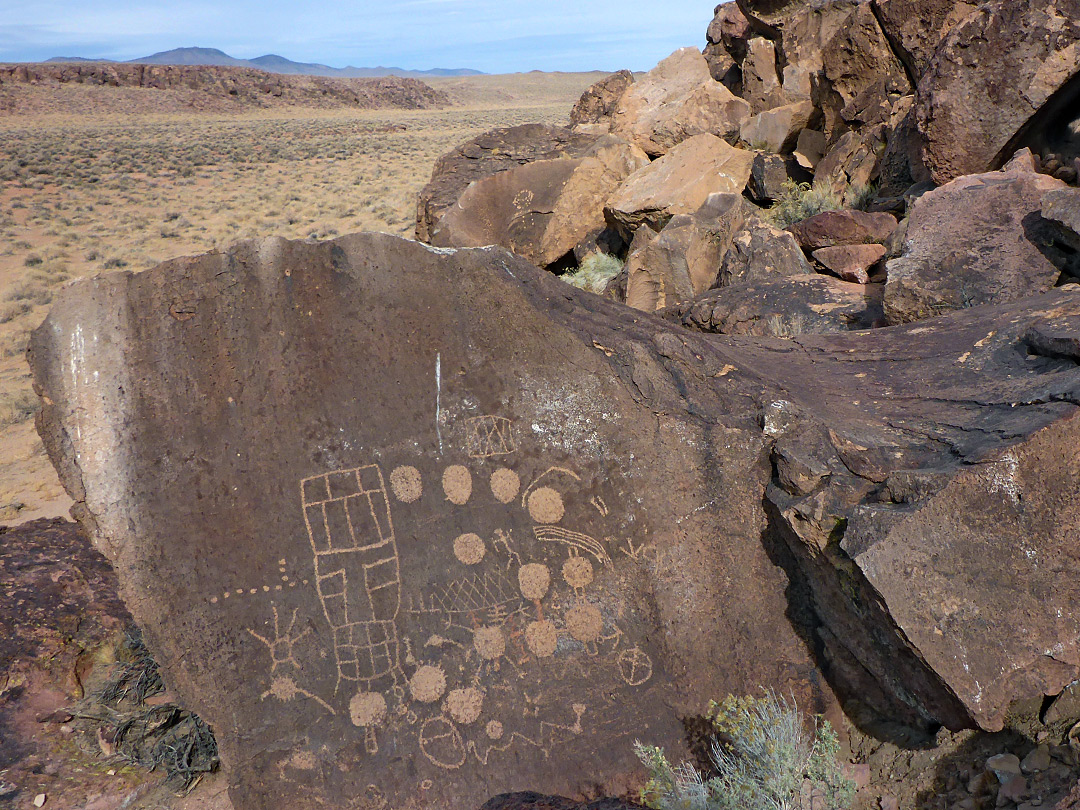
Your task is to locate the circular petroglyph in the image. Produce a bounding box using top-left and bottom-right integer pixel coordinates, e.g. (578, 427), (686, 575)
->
(419, 717), (466, 770)
(390, 465), (422, 503)
(442, 465), (472, 505)
(566, 604), (604, 644)
(445, 687), (484, 725)
(485, 720), (504, 740)
(473, 626), (506, 660)
(617, 646), (653, 686)
(453, 532), (485, 565)
(409, 665), (447, 703)
(562, 556), (595, 589)
(518, 563), (551, 601)
(490, 468), (520, 503)
(349, 691), (388, 727)
(269, 676), (300, 701)
(525, 619), (558, 657)
(527, 487), (565, 523)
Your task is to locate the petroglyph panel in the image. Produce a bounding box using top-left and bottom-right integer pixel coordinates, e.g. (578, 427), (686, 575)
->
(198, 430), (672, 805)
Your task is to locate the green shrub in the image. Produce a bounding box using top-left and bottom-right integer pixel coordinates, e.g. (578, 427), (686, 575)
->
(635, 693), (854, 810)
(561, 252), (624, 295)
(764, 181), (843, 229)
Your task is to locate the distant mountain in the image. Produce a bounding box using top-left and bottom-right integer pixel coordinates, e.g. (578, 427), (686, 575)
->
(43, 47), (483, 78)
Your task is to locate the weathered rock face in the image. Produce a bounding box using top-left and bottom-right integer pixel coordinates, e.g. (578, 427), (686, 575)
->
(30, 233), (827, 810)
(871, 0), (980, 80)
(415, 125), (598, 243)
(812, 243), (885, 284)
(605, 134), (754, 238)
(741, 37), (785, 114)
(748, 152), (811, 203)
(1042, 187), (1080, 255)
(569, 71), (635, 131)
(624, 193), (751, 312)
(914, 0), (1080, 184)
(663, 274), (884, 334)
(430, 137), (649, 268)
(610, 47), (751, 156)
(883, 165), (1074, 324)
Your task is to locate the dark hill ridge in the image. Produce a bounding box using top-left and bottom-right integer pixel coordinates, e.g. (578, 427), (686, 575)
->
(0, 62), (450, 111)
(45, 46), (483, 78)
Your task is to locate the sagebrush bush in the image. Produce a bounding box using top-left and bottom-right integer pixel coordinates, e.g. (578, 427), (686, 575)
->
(764, 181), (843, 228)
(635, 693), (854, 810)
(561, 251), (624, 295)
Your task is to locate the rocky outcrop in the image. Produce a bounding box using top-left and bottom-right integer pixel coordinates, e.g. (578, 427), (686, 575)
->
(0, 62), (449, 110)
(913, 0), (1080, 184)
(415, 125), (598, 243)
(430, 137), (649, 268)
(30, 234), (1080, 810)
(883, 164), (1076, 324)
(610, 47), (751, 156)
(604, 133), (754, 238)
(871, 0), (980, 80)
(663, 274), (884, 334)
(569, 70), (635, 132)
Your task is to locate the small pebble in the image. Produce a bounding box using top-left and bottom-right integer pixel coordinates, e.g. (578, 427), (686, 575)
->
(33, 794), (46, 808)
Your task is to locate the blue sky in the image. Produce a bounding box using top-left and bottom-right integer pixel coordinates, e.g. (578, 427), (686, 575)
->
(0, 1), (714, 73)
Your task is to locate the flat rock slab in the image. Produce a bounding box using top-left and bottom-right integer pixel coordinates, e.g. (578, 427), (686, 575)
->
(29, 234), (1080, 810)
(812, 244), (886, 284)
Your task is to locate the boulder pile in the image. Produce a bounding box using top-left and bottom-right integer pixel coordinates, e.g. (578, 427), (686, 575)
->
(23, 3), (1080, 810)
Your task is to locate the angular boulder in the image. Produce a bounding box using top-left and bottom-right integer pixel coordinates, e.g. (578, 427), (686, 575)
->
(604, 133), (754, 238)
(430, 137), (649, 268)
(718, 217), (815, 287)
(884, 165), (1073, 324)
(569, 70), (635, 131)
(748, 152), (812, 203)
(610, 47), (751, 157)
(663, 274), (885, 335)
(740, 100), (815, 153)
(415, 124), (598, 242)
(914, 0), (1080, 184)
(812, 243), (886, 284)
(741, 37), (785, 114)
(30, 234), (1080, 780)
(624, 193), (752, 312)
(1041, 187), (1080, 254)
(788, 209), (898, 251)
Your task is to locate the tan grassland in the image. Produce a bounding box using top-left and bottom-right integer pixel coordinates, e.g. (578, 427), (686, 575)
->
(0, 71), (604, 523)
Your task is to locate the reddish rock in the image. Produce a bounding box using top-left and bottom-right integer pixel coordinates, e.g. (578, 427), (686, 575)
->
(812, 244), (887, 284)
(788, 210), (898, 251)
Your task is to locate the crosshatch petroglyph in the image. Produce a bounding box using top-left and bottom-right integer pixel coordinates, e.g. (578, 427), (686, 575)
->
(212, 415), (658, 780)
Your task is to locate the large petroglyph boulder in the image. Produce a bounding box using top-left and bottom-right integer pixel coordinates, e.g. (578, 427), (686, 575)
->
(430, 137), (649, 268)
(871, 0), (980, 80)
(29, 233), (1080, 808)
(415, 125), (598, 243)
(913, 0), (1080, 184)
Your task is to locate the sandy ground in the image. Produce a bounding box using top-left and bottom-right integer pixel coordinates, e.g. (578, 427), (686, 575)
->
(0, 72), (601, 526)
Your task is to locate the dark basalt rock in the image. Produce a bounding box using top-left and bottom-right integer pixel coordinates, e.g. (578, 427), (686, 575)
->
(28, 232), (1080, 810)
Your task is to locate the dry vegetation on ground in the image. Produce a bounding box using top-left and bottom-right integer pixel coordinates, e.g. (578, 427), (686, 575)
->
(0, 72), (600, 522)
